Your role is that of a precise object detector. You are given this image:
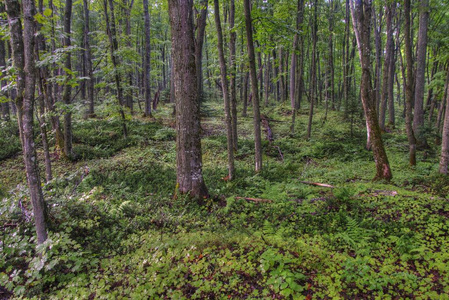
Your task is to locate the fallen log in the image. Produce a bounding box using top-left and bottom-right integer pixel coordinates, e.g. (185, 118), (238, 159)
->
(300, 181), (335, 188)
(235, 197), (272, 203)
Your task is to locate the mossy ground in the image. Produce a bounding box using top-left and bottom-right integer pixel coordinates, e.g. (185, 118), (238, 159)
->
(1, 101), (448, 299)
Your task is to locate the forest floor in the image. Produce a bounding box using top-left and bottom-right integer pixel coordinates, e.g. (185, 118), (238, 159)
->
(1, 101), (449, 299)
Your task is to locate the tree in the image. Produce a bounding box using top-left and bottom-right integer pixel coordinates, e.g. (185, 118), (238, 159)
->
(83, 0), (95, 117)
(143, 0), (152, 117)
(350, 0), (393, 181)
(6, 0), (48, 244)
(413, 0), (430, 146)
(62, 0), (73, 158)
(440, 66), (449, 174)
(104, 0), (128, 137)
(214, 0), (235, 180)
(168, 0), (208, 199)
(244, 0), (263, 172)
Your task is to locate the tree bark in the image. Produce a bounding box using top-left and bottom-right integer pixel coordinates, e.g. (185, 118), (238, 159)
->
(62, 0), (73, 158)
(229, 0), (238, 150)
(6, 0), (48, 244)
(439, 65), (449, 174)
(168, 0), (208, 199)
(143, 0), (152, 116)
(195, 0), (208, 103)
(83, 0), (95, 117)
(307, 0), (318, 140)
(104, 0), (128, 137)
(214, 0), (235, 180)
(244, 0), (263, 172)
(380, 3), (395, 130)
(350, 0), (393, 181)
(413, 0), (429, 146)
(404, 0), (417, 165)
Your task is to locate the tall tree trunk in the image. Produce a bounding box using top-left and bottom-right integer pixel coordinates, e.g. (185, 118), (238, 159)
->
(327, 0), (335, 110)
(83, 0), (95, 117)
(388, 6), (397, 127)
(214, 0), (235, 180)
(229, 0), (238, 150)
(0, 30), (9, 121)
(404, 0), (417, 165)
(307, 0), (318, 140)
(125, 0), (135, 113)
(439, 65), (449, 174)
(195, 0), (208, 103)
(168, 0), (208, 198)
(62, 0), (73, 158)
(143, 0), (152, 116)
(104, 0), (128, 137)
(350, 0), (393, 181)
(380, 3), (394, 130)
(373, 7), (382, 116)
(244, 0), (262, 172)
(343, 0), (350, 118)
(413, 0), (429, 146)
(6, 0), (48, 244)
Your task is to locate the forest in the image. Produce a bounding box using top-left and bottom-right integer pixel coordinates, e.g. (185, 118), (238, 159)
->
(1, 0), (449, 298)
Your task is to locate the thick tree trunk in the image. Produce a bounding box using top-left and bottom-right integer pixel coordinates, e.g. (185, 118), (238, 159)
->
(83, 0), (95, 117)
(404, 0), (417, 165)
(6, 0), (48, 244)
(214, 0), (235, 180)
(143, 0), (152, 116)
(350, 0), (392, 181)
(62, 0), (73, 158)
(168, 0), (208, 198)
(413, 0), (429, 146)
(244, 0), (263, 172)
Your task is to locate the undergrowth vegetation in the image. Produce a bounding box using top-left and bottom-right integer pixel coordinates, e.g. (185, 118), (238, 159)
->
(1, 102), (448, 299)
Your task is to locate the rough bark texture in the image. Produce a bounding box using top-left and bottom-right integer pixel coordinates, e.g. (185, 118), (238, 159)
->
(6, 0), (48, 244)
(404, 0), (417, 165)
(143, 0), (152, 116)
(350, 0), (392, 181)
(413, 0), (429, 145)
(168, 0), (208, 199)
(62, 0), (73, 158)
(83, 0), (95, 117)
(440, 67), (449, 174)
(244, 0), (263, 172)
(214, 0), (235, 180)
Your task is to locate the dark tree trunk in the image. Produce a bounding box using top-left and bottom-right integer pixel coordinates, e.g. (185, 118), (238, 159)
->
(6, 0), (48, 244)
(83, 0), (95, 117)
(327, 0), (335, 110)
(62, 0), (73, 158)
(343, 0), (350, 118)
(404, 0), (417, 165)
(350, 0), (393, 181)
(143, 0), (152, 116)
(214, 0), (235, 180)
(244, 0), (262, 172)
(242, 71), (249, 117)
(373, 7), (382, 116)
(413, 0), (429, 146)
(168, 0), (208, 198)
